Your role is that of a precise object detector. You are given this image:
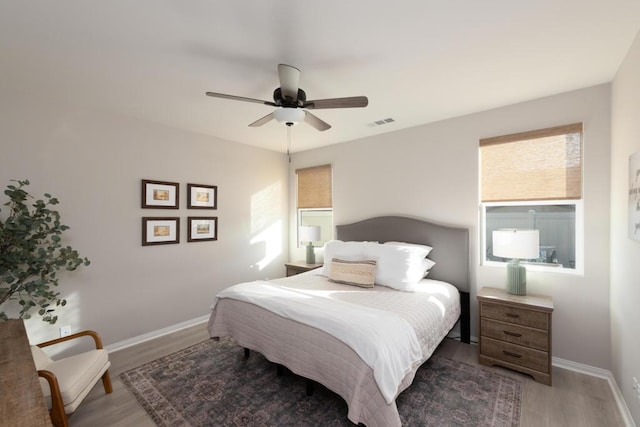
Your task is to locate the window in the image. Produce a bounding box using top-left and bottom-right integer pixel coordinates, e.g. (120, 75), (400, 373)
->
(480, 123), (583, 271)
(296, 164), (333, 247)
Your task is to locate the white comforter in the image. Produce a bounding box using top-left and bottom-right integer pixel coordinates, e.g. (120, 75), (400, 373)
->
(214, 275), (456, 403)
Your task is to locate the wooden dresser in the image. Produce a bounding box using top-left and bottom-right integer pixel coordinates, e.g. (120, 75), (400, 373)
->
(477, 287), (554, 385)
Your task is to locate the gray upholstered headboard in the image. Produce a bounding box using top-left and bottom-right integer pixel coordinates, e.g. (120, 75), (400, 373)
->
(336, 216), (471, 343)
(335, 216), (470, 292)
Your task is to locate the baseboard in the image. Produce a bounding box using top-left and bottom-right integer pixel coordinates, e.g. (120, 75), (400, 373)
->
(553, 356), (637, 427)
(106, 314), (209, 353)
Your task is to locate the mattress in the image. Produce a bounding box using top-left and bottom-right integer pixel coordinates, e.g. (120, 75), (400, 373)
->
(208, 271), (461, 427)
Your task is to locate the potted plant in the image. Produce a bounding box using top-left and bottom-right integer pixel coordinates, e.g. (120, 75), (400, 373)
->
(0, 179), (90, 324)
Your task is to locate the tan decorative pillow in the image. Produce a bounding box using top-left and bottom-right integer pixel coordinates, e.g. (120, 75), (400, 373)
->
(328, 258), (377, 288)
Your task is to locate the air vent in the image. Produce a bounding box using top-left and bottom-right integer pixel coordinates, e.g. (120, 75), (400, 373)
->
(369, 118), (395, 127)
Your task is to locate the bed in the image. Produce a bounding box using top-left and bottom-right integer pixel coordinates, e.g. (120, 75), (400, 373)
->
(208, 216), (470, 427)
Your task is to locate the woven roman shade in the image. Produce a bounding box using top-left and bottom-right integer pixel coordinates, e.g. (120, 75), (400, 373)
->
(296, 164), (332, 208)
(480, 123), (583, 202)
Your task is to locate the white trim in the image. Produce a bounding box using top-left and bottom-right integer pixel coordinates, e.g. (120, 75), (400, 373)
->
(106, 314), (209, 353)
(553, 357), (637, 427)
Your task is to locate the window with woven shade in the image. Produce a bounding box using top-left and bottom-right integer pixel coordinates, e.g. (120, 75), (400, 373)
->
(296, 164), (333, 248)
(480, 123), (582, 202)
(296, 164), (332, 209)
(480, 123), (583, 272)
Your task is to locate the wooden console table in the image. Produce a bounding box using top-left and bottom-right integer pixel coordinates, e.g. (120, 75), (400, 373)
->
(0, 319), (51, 426)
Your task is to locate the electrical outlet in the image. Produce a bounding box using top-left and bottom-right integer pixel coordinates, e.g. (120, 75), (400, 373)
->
(633, 377), (640, 403)
(59, 325), (71, 337)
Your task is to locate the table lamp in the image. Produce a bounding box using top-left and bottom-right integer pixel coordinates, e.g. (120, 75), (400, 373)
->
(300, 225), (321, 264)
(492, 229), (539, 295)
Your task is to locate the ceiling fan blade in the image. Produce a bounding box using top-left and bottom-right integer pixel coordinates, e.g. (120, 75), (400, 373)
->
(277, 64), (300, 102)
(248, 112), (275, 127)
(303, 96), (368, 110)
(304, 111), (331, 131)
(206, 91), (277, 107)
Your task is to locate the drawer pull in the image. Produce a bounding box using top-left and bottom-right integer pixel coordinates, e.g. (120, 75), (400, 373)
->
(502, 350), (522, 358)
(503, 330), (522, 337)
(505, 313), (520, 318)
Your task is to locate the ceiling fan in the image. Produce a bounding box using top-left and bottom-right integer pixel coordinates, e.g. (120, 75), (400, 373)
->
(205, 64), (368, 131)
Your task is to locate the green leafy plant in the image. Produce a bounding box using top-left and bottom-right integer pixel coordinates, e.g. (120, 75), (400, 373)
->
(0, 179), (90, 324)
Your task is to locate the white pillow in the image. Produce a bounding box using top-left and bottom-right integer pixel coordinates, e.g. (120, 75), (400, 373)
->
(383, 241), (433, 257)
(422, 258), (436, 276)
(364, 243), (431, 291)
(320, 240), (369, 276)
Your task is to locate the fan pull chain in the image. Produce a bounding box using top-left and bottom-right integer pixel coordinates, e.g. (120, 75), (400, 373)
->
(286, 125), (292, 163)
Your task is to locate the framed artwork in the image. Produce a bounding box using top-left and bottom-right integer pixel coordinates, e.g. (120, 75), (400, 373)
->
(142, 217), (180, 246)
(187, 183), (217, 209)
(188, 216), (218, 242)
(142, 180), (179, 209)
(629, 151), (640, 241)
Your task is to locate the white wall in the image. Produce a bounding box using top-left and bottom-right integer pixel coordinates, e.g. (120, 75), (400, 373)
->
(290, 84), (613, 369)
(611, 30), (640, 424)
(0, 93), (288, 346)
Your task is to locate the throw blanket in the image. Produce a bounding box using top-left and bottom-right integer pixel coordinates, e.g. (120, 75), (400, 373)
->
(214, 281), (423, 403)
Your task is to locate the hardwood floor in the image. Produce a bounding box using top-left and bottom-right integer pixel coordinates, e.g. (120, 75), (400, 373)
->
(69, 322), (626, 427)
(435, 339), (627, 427)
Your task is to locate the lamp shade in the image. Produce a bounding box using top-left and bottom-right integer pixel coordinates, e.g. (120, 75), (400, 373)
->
(299, 225), (321, 243)
(492, 229), (539, 260)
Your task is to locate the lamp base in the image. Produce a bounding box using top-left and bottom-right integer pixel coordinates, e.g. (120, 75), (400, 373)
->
(305, 242), (316, 264)
(506, 259), (527, 295)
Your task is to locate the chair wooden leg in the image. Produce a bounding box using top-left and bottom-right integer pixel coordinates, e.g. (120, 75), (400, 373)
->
(101, 370), (113, 394)
(49, 409), (69, 427)
(39, 370), (69, 427)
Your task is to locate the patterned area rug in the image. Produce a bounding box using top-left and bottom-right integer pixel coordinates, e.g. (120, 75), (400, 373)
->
(121, 338), (521, 427)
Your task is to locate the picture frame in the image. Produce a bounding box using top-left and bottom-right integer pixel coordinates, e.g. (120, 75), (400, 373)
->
(187, 216), (218, 242)
(629, 150), (640, 242)
(142, 217), (180, 246)
(187, 183), (217, 209)
(142, 179), (179, 209)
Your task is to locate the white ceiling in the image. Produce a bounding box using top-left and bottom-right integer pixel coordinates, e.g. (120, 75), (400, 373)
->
(2, 1), (639, 153)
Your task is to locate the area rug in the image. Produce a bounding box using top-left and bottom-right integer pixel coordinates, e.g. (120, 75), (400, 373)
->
(121, 338), (521, 427)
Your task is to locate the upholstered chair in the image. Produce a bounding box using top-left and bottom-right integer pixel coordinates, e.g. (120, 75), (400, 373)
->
(31, 330), (112, 427)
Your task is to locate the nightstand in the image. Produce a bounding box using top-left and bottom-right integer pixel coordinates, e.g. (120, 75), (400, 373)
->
(477, 287), (554, 385)
(284, 261), (323, 277)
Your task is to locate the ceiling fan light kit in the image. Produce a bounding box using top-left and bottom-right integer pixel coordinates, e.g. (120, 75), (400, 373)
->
(273, 108), (305, 126)
(206, 64), (368, 132)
